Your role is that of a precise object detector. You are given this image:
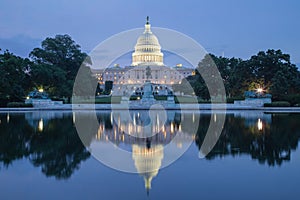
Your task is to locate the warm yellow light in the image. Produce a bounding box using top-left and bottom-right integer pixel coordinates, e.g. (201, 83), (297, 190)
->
(170, 122), (174, 134)
(177, 142), (183, 148)
(26, 96), (30, 99)
(137, 97), (140, 100)
(38, 88), (44, 93)
(257, 88), (263, 93)
(38, 118), (43, 132)
(257, 118), (263, 131)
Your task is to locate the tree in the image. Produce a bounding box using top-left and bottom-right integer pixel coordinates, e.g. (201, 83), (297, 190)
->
(270, 70), (289, 98)
(0, 50), (32, 104)
(247, 49), (295, 89)
(0, 113), (91, 179)
(269, 63), (300, 100)
(104, 81), (113, 95)
(29, 34), (92, 98)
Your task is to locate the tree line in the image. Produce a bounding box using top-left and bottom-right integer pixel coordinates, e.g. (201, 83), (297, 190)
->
(174, 49), (300, 104)
(1, 34), (300, 106)
(0, 34), (96, 106)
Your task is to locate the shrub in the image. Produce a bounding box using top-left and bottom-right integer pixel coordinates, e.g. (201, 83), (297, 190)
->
(7, 102), (33, 108)
(0, 98), (10, 107)
(264, 101), (291, 107)
(94, 96), (121, 104)
(51, 97), (65, 102)
(272, 94), (300, 106)
(130, 96), (142, 101)
(155, 96), (167, 101)
(174, 96), (206, 104)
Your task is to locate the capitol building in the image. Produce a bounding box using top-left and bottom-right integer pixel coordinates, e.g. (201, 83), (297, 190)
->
(93, 17), (195, 90)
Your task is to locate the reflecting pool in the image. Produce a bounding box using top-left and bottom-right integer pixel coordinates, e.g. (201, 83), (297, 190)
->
(0, 111), (300, 199)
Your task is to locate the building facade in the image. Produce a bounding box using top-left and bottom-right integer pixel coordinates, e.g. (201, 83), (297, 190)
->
(92, 17), (195, 90)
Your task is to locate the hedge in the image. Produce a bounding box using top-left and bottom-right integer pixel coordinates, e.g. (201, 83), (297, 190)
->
(264, 101), (291, 107)
(7, 102), (33, 108)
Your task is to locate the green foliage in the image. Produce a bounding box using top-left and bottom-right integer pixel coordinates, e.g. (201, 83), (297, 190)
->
(195, 114), (300, 166)
(270, 64), (300, 99)
(95, 83), (103, 96)
(74, 96), (122, 104)
(72, 64), (98, 97)
(0, 113), (90, 178)
(95, 96), (121, 104)
(104, 81), (113, 94)
(129, 96), (142, 101)
(154, 96), (167, 101)
(174, 96), (209, 104)
(29, 34), (94, 98)
(264, 101), (291, 107)
(267, 94), (300, 106)
(1, 36), (300, 105)
(7, 102), (33, 108)
(177, 49), (300, 100)
(0, 50), (32, 102)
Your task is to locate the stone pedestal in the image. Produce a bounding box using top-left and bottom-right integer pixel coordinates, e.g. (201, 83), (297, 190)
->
(141, 80), (156, 103)
(25, 99), (63, 107)
(234, 98), (271, 107)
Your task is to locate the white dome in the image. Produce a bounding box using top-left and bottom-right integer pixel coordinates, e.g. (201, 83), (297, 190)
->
(132, 17), (164, 66)
(136, 32), (160, 49)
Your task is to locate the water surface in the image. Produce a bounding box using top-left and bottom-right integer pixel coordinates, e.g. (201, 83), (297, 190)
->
(0, 111), (300, 199)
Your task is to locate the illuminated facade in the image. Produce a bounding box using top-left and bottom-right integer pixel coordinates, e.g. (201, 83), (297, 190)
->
(132, 16), (164, 66)
(92, 17), (194, 86)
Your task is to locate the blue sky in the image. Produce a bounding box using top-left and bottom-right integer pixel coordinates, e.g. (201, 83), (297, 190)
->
(0, 0), (299, 65)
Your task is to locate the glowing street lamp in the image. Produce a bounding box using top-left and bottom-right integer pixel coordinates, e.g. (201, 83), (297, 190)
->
(257, 88), (263, 93)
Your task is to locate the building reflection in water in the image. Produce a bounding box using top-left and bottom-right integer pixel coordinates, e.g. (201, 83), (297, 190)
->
(83, 110), (275, 193)
(132, 144), (163, 195)
(6, 111), (300, 191)
(91, 110), (196, 193)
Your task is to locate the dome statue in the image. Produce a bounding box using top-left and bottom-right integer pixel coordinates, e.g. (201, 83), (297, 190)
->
(132, 16), (164, 66)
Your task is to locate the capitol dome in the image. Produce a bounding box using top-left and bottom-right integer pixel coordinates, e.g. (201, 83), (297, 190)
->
(132, 144), (164, 194)
(132, 17), (164, 66)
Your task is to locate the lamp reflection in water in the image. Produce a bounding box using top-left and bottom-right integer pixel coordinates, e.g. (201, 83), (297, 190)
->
(38, 118), (44, 132)
(257, 118), (263, 131)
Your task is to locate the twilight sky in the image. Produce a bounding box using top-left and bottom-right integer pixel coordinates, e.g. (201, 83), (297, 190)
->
(0, 0), (299, 65)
